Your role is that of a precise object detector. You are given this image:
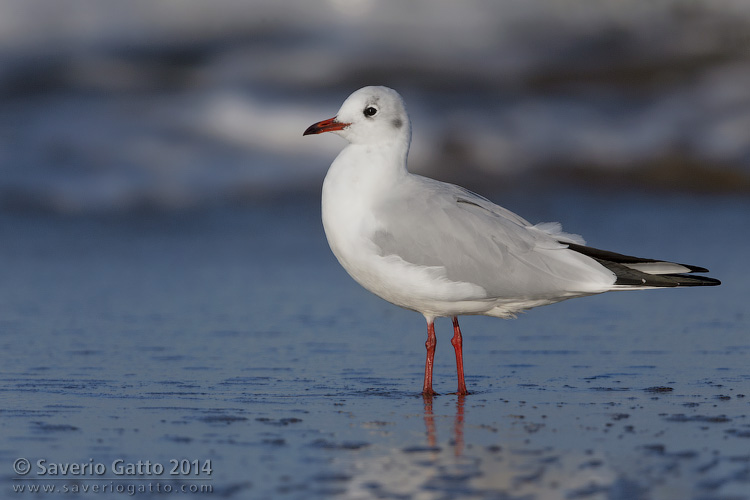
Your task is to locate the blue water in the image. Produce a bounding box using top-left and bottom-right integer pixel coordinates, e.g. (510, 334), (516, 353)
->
(1, 190), (748, 499)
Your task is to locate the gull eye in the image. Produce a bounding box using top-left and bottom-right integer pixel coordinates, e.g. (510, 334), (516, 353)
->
(363, 106), (378, 117)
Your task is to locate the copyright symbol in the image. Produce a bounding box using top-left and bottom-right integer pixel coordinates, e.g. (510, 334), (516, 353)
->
(14, 458), (31, 475)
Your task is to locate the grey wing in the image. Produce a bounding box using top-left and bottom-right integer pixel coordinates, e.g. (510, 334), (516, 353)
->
(371, 177), (616, 298)
(441, 181), (533, 228)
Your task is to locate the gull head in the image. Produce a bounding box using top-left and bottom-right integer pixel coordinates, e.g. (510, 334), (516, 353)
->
(304, 86), (411, 146)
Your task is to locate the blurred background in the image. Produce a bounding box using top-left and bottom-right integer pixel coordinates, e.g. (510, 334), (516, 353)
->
(2, 5), (748, 498)
(1, 0), (749, 214)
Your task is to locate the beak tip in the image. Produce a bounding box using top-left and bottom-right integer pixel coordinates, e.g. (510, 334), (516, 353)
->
(302, 125), (317, 136)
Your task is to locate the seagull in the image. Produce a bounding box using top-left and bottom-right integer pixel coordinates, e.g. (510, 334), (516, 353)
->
(303, 86), (720, 396)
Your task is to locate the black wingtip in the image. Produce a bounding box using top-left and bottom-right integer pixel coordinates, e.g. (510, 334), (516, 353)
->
(562, 242), (721, 288)
(683, 264), (710, 273)
(690, 275), (721, 286)
(655, 274), (721, 287)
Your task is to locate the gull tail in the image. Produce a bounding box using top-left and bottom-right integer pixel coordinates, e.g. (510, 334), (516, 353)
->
(564, 242), (721, 288)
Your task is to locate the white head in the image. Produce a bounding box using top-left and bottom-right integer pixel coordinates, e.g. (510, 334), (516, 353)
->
(304, 86), (411, 147)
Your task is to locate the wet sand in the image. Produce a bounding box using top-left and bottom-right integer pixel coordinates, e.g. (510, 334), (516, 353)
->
(1, 191), (748, 499)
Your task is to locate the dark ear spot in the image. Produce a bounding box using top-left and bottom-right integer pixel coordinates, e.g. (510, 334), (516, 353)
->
(391, 118), (403, 129)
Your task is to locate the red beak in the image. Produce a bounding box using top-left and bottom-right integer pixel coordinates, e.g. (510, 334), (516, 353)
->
(303, 117), (349, 136)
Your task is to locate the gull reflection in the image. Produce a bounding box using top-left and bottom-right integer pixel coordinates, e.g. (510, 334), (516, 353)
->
(422, 393), (466, 456)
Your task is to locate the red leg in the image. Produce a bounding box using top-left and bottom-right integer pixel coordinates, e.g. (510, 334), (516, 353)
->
(422, 321), (438, 396)
(451, 316), (468, 395)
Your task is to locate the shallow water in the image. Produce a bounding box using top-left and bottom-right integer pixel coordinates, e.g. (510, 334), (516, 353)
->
(1, 191), (748, 499)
